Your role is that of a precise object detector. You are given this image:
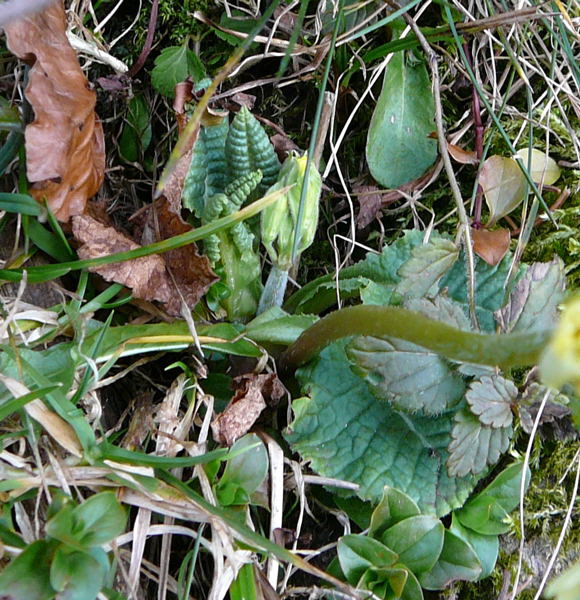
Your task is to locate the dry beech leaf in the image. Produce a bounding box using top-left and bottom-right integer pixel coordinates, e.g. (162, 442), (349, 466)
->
(212, 373), (286, 446)
(448, 143), (479, 165)
(72, 211), (217, 316)
(4, 0), (105, 222)
(479, 155), (527, 225)
(515, 148), (561, 186)
(471, 227), (511, 266)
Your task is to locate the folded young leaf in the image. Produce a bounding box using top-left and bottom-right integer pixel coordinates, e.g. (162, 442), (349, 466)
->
(369, 486), (421, 539)
(381, 515), (444, 574)
(465, 375), (516, 428)
(447, 407), (512, 477)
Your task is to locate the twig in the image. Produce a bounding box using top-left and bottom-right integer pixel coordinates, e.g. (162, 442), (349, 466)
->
(391, 1), (479, 328)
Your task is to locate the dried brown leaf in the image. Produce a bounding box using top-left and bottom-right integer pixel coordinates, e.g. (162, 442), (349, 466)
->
(471, 227), (511, 266)
(355, 184), (385, 229)
(212, 373), (286, 446)
(4, 0), (105, 222)
(447, 143), (479, 165)
(72, 211), (217, 315)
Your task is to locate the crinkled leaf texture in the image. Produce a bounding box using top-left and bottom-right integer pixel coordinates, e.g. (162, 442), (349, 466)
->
(285, 340), (479, 516)
(465, 375), (516, 428)
(348, 336), (465, 415)
(447, 407), (512, 478)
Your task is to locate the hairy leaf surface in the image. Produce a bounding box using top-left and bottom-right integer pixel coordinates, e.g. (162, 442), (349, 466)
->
(348, 336), (465, 414)
(285, 341), (479, 516)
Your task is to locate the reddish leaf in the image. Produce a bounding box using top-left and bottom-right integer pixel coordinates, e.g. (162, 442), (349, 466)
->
(4, 0), (105, 222)
(471, 227), (511, 266)
(212, 373), (286, 446)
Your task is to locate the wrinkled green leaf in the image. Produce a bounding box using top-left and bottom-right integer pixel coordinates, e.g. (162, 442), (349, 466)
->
(381, 515), (444, 574)
(450, 515), (499, 579)
(418, 529), (482, 590)
(480, 155), (527, 225)
(406, 295), (471, 331)
(285, 341), (479, 516)
(348, 336), (465, 415)
(396, 238), (459, 298)
(214, 434), (268, 506)
(447, 407), (512, 477)
(465, 375), (516, 428)
(337, 534), (398, 585)
(496, 258), (565, 334)
(366, 47), (437, 188)
(0, 540), (56, 599)
(369, 486), (421, 539)
(454, 462), (529, 535)
(151, 44), (205, 97)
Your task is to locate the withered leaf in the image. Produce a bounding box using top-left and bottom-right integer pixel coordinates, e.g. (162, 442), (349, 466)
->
(471, 227), (511, 266)
(4, 0), (105, 222)
(212, 373), (286, 446)
(447, 143), (479, 165)
(72, 211), (216, 316)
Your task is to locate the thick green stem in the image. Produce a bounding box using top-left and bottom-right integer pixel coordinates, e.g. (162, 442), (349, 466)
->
(281, 305), (551, 371)
(257, 264), (289, 315)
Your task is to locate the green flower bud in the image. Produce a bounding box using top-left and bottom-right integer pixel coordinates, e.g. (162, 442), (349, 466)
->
(260, 153), (321, 271)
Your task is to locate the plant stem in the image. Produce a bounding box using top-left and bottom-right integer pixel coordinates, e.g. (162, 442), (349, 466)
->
(258, 264), (289, 315)
(281, 305), (550, 372)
